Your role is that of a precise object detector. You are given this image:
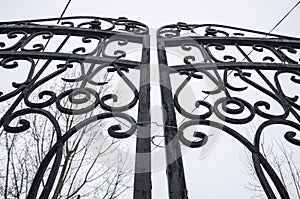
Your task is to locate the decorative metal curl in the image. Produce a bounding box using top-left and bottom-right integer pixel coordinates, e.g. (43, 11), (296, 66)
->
(213, 97), (255, 124)
(115, 17), (148, 34)
(20, 31), (53, 51)
(224, 68), (248, 92)
(206, 43), (237, 63)
(56, 87), (100, 115)
(99, 65), (139, 112)
(277, 46), (299, 64)
(181, 43), (208, 64)
(72, 35), (102, 56)
(275, 69), (300, 110)
(102, 37), (128, 59)
(233, 67), (290, 119)
(77, 19), (113, 30)
(24, 62), (73, 108)
(0, 30), (27, 51)
(0, 57), (35, 102)
(174, 70), (215, 119)
(204, 26), (229, 37)
(157, 22), (195, 38)
(252, 44), (284, 63)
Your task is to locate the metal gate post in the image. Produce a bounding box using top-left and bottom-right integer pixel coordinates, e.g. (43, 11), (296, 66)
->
(157, 36), (188, 199)
(134, 35), (152, 199)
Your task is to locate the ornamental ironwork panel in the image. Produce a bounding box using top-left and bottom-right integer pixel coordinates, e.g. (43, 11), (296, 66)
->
(1, 17), (300, 199)
(157, 23), (300, 199)
(0, 17), (150, 199)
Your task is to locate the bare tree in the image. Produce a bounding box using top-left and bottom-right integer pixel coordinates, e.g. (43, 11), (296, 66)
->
(0, 68), (133, 199)
(241, 123), (300, 199)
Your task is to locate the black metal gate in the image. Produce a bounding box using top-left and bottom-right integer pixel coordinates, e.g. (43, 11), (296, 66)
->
(157, 23), (300, 199)
(0, 17), (299, 199)
(0, 17), (151, 199)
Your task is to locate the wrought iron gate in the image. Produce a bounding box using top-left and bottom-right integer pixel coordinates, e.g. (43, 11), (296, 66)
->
(0, 17), (151, 199)
(0, 17), (300, 199)
(157, 23), (300, 199)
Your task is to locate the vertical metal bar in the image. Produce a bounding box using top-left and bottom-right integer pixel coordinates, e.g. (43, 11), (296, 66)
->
(157, 38), (188, 199)
(134, 35), (152, 199)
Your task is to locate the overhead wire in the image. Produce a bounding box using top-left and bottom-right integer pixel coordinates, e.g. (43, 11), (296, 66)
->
(57, 0), (72, 24)
(35, 0), (72, 65)
(224, 0), (300, 93)
(242, 0), (300, 61)
(268, 0), (300, 35)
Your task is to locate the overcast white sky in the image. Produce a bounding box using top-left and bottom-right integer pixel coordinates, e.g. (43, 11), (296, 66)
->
(1, 0), (300, 198)
(1, 0), (300, 36)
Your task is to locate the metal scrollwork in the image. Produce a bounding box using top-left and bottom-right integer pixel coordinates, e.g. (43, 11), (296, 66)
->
(0, 57), (35, 101)
(204, 26), (229, 37)
(174, 70), (216, 120)
(102, 37), (129, 59)
(0, 16), (150, 199)
(99, 65), (139, 112)
(275, 69), (300, 110)
(158, 23), (300, 199)
(277, 46), (299, 64)
(21, 31), (53, 51)
(72, 35), (102, 56)
(206, 43), (237, 62)
(0, 30), (27, 51)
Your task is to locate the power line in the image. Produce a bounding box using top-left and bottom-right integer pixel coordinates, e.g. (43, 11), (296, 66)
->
(268, 0), (300, 34)
(35, 0), (72, 65)
(242, 0), (300, 61)
(57, 0), (72, 24)
(205, 1), (300, 107)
